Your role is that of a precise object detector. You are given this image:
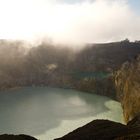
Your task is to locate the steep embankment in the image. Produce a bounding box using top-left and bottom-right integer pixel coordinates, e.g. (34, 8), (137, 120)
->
(115, 55), (140, 123)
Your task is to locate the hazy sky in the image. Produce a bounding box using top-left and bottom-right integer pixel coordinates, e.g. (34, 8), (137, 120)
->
(0, 0), (140, 44)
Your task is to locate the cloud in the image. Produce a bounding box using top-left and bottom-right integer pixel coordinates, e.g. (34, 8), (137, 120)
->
(0, 0), (139, 44)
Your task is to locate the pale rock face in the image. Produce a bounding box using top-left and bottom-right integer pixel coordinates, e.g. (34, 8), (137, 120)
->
(115, 55), (140, 123)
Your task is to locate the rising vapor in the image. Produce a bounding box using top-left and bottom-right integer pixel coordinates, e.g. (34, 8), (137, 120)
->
(0, 0), (139, 44)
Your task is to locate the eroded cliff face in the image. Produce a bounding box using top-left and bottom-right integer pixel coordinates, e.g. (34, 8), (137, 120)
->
(115, 55), (140, 123)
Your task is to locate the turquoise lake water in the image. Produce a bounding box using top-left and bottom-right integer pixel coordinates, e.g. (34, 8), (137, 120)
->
(0, 87), (123, 140)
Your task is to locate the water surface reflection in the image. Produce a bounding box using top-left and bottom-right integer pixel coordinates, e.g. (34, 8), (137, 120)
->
(0, 87), (122, 139)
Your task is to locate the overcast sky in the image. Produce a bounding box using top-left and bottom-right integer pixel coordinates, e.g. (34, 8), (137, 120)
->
(0, 0), (140, 44)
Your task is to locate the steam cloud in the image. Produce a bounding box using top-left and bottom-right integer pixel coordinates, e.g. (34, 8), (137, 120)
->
(0, 0), (140, 44)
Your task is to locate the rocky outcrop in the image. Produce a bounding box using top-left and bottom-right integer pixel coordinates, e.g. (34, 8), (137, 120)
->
(55, 114), (140, 140)
(115, 55), (140, 123)
(0, 134), (38, 140)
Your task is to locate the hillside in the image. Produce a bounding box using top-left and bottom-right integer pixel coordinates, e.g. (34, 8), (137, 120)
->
(0, 39), (140, 99)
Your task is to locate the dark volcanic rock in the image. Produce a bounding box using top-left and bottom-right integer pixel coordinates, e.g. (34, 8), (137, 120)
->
(0, 134), (38, 140)
(55, 120), (127, 140)
(55, 115), (140, 140)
